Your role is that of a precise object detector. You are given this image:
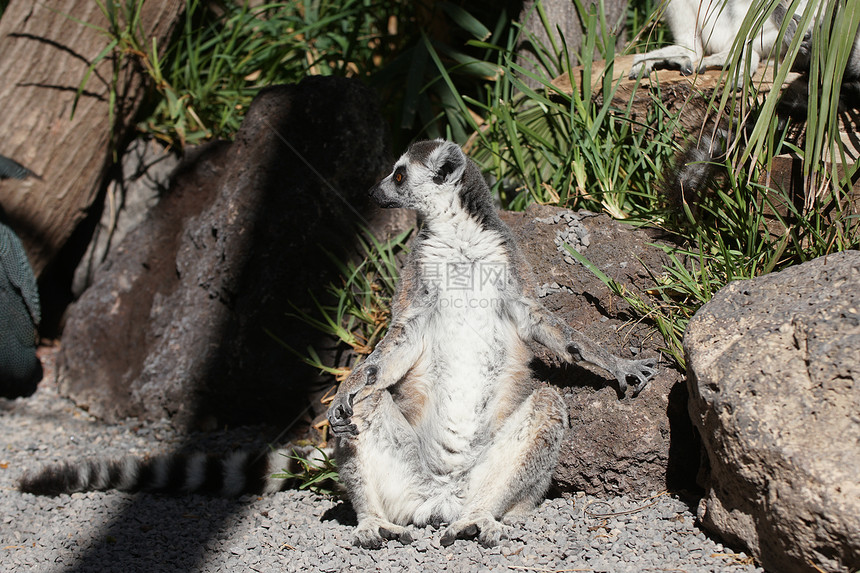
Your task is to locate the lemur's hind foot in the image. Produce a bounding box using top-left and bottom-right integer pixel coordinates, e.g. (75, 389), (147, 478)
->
(440, 514), (510, 548)
(353, 518), (414, 549)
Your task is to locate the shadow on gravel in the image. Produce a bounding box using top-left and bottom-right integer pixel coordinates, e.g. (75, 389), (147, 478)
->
(321, 501), (358, 527)
(66, 496), (246, 571)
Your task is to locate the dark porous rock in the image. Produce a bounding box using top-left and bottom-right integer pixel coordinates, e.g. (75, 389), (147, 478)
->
(685, 250), (860, 573)
(58, 77), (391, 429)
(72, 138), (179, 298)
(501, 204), (697, 497)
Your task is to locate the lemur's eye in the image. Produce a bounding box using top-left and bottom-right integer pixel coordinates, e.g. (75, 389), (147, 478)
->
(393, 167), (406, 186)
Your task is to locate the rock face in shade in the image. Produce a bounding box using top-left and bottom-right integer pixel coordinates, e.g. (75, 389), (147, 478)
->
(58, 77), (392, 429)
(685, 250), (860, 573)
(71, 138), (179, 298)
(501, 205), (696, 498)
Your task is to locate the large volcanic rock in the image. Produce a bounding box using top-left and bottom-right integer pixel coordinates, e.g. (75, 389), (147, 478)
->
(685, 250), (860, 573)
(58, 77), (391, 429)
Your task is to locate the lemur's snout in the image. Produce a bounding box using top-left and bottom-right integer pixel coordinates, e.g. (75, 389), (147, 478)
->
(369, 182), (383, 201)
(369, 181), (401, 209)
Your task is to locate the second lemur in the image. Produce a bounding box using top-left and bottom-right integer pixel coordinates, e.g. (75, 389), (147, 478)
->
(327, 139), (658, 549)
(664, 1), (860, 209)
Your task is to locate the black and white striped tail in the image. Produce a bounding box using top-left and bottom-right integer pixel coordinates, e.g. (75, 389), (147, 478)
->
(19, 447), (316, 497)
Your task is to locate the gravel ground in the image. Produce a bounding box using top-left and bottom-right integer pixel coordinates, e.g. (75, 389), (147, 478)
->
(1, 350), (766, 573)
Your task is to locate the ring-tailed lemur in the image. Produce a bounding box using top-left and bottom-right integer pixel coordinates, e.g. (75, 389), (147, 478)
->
(326, 139), (657, 548)
(629, 0), (810, 79)
(19, 140), (658, 549)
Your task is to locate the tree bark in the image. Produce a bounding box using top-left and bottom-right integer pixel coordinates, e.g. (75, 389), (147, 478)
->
(517, 0), (629, 82)
(0, 0), (184, 276)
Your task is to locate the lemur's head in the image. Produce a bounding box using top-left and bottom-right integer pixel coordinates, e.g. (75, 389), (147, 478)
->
(370, 139), (492, 221)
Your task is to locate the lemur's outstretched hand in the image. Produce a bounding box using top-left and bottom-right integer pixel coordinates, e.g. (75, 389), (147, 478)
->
(610, 356), (658, 397)
(564, 336), (659, 397)
(327, 320), (424, 438)
(523, 303), (659, 397)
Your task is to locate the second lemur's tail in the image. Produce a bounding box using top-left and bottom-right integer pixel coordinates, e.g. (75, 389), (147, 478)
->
(665, 129), (731, 216)
(19, 446), (329, 497)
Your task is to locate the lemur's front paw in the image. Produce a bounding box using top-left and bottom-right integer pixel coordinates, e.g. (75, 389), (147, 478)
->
(327, 393), (357, 437)
(629, 55), (693, 79)
(628, 55), (651, 79)
(613, 357), (658, 397)
(327, 363), (381, 437)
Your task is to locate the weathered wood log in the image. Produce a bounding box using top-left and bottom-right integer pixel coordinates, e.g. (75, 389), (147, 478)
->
(0, 0), (184, 276)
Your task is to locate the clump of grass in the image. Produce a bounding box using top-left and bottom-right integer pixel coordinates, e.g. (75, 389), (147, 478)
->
(71, 0), (413, 148)
(143, 0), (410, 147)
(428, 0), (679, 215)
(374, 3), (510, 147)
(275, 226), (411, 382)
(272, 446), (340, 496)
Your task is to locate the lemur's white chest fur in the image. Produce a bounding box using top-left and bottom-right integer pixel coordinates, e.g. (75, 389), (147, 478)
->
(410, 212), (524, 477)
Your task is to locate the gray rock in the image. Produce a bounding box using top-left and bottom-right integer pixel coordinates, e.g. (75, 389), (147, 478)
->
(501, 205), (698, 496)
(58, 77), (391, 429)
(71, 138), (178, 297)
(685, 250), (860, 573)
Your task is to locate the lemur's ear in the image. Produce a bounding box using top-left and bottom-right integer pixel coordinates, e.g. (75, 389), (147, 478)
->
(428, 141), (466, 185)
